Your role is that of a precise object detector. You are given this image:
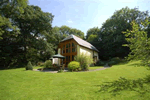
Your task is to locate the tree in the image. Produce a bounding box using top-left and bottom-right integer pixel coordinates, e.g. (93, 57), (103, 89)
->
(87, 34), (98, 42)
(86, 27), (100, 39)
(0, 0), (28, 68)
(0, 0), (28, 39)
(0, 4), (55, 68)
(98, 7), (149, 60)
(123, 19), (150, 66)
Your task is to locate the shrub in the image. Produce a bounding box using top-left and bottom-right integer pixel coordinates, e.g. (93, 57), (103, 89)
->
(95, 60), (105, 66)
(108, 57), (122, 66)
(110, 57), (122, 63)
(78, 67), (82, 71)
(108, 61), (116, 66)
(44, 60), (52, 68)
(68, 61), (80, 71)
(75, 53), (93, 70)
(57, 69), (64, 73)
(37, 62), (44, 66)
(26, 61), (33, 70)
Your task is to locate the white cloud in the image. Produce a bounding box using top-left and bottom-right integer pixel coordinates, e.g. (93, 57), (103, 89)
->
(67, 20), (73, 23)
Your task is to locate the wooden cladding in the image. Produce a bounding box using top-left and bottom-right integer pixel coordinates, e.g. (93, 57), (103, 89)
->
(58, 39), (77, 66)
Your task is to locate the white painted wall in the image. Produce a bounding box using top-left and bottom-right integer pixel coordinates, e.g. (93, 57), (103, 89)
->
(79, 46), (93, 59)
(78, 45), (99, 62)
(52, 58), (58, 64)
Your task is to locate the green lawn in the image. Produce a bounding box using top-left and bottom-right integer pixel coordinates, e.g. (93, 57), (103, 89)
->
(0, 61), (150, 100)
(89, 66), (103, 70)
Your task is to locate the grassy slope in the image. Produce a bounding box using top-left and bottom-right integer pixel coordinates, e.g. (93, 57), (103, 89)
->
(0, 61), (150, 100)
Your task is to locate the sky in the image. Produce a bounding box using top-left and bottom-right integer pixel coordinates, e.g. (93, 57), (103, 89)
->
(29, 0), (150, 35)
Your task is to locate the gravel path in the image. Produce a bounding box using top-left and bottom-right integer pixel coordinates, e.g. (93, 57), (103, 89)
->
(33, 67), (110, 73)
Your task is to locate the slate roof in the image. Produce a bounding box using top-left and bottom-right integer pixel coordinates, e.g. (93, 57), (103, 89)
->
(61, 34), (99, 52)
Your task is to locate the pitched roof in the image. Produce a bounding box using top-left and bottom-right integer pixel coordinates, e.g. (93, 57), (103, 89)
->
(61, 34), (99, 52)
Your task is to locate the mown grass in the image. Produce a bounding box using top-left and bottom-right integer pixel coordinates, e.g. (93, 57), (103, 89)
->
(89, 66), (103, 70)
(0, 61), (150, 100)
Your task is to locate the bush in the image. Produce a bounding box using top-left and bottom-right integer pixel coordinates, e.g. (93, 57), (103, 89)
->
(95, 60), (105, 66)
(68, 61), (80, 71)
(37, 62), (44, 66)
(75, 53), (93, 70)
(44, 60), (52, 68)
(110, 57), (122, 63)
(108, 57), (122, 66)
(57, 69), (64, 73)
(108, 61), (116, 66)
(26, 61), (33, 70)
(78, 67), (82, 71)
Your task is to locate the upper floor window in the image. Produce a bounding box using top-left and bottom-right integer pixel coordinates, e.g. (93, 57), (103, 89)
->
(72, 43), (76, 52)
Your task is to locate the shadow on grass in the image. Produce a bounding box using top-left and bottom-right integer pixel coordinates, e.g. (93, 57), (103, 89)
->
(127, 62), (143, 67)
(96, 75), (150, 96)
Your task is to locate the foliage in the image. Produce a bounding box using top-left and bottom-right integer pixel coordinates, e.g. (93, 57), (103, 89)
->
(37, 62), (44, 66)
(123, 19), (150, 66)
(86, 27), (100, 40)
(95, 60), (105, 66)
(68, 61), (80, 71)
(75, 53), (93, 70)
(86, 7), (149, 60)
(0, 1), (55, 69)
(107, 57), (122, 66)
(26, 61), (33, 70)
(57, 69), (64, 73)
(44, 60), (52, 68)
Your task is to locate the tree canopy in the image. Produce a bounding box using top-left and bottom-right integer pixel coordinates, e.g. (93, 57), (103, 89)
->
(0, 1), (55, 68)
(86, 7), (149, 60)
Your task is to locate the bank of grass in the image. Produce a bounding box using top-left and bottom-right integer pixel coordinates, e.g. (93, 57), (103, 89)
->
(0, 61), (150, 100)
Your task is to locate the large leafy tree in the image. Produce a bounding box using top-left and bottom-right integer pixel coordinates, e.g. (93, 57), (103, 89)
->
(0, 0), (28, 68)
(0, 2), (55, 68)
(0, 0), (28, 39)
(98, 7), (149, 60)
(86, 27), (100, 40)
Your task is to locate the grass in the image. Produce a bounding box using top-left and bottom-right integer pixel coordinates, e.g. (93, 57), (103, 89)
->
(89, 66), (103, 70)
(0, 61), (150, 100)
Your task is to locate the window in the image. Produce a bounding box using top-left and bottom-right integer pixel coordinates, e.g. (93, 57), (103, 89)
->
(63, 45), (65, 53)
(72, 43), (76, 52)
(66, 49), (68, 53)
(72, 43), (75, 47)
(66, 44), (68, 48)
(72, 55), (74, 61)
(69, 56), (70, 61)
(72, 48), (76, 52)
(66, 56), (68, 61)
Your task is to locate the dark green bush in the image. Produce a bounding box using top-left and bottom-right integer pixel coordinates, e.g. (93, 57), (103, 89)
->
(68, 61), (80, 71)
(95, 60), (105, 66)
(108, 61), (116, 66)
(107, 57), (122, 66)
(26, 61), (33, 70)
(110, 57), (122, 63)
(44, 60), (52, 68)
